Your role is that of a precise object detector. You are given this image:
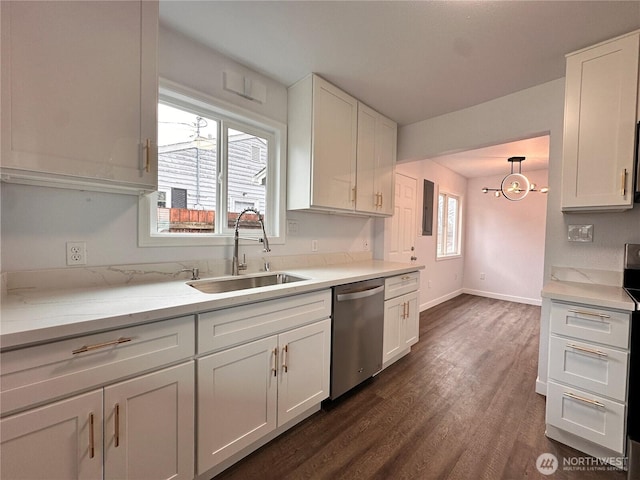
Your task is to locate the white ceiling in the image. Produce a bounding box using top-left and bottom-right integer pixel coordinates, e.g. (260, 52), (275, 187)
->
(429, 135), (549, 178)
(160, 0), (640, 127)
(159, 1), (638, 176)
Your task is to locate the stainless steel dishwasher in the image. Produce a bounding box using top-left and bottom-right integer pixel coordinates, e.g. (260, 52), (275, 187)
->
(330, 278), (385, 399)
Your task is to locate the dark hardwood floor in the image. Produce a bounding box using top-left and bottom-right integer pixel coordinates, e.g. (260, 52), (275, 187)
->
(214, 294), (627, 480)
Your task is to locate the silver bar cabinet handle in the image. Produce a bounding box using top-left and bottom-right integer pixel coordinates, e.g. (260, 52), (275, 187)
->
(72, 337), (133, 355)
(567, 309), (610, 319)
(563, 391), (605, 408)
(566, 343), (608, 357)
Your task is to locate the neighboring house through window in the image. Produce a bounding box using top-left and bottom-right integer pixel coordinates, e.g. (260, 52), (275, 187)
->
(138, 81), (286, 247)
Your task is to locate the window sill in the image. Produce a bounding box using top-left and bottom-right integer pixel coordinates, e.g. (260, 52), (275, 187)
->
(436, 254), (462, 262)
(138, 193), (284, 247)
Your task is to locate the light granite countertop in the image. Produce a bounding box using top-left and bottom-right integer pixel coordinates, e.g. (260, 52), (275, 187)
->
(1, 260), (423, 350)
(541, 280), (636, 311)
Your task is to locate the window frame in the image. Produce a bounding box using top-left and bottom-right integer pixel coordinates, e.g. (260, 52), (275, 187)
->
(436, 190), (462, 260)
(138, 79), (286, 247)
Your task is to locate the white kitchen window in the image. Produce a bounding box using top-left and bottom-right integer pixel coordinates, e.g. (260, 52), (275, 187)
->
(139, 81), (286, 246)
(437, 191), (461, 258)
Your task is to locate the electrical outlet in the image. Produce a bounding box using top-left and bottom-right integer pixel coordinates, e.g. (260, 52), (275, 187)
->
(363, 239), (369, 251)
(480, 273), (486, 280)
(311, 240), (318, 252)
(66, 242), (87, 266)
(287, 220), (299, 235)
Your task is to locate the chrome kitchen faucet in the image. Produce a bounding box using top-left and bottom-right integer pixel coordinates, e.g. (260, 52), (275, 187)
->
(232, 207), (271, 275)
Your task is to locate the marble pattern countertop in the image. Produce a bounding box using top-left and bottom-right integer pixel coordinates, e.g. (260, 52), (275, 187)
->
(1, 260), (422, 350)
(541, 280), (636, 311)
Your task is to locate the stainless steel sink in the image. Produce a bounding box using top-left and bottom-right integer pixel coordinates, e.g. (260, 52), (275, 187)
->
(187, 273), (307, 294)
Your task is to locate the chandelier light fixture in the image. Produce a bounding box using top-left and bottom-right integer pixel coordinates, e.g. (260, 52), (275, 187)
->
(481, 156), (548, 201)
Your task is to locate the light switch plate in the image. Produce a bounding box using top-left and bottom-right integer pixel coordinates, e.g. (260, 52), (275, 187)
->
(568, 224), (593, 242)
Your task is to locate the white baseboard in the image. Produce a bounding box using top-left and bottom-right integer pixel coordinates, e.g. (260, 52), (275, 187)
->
(420, 289), (463, 311)
(462, 288), (542, 306)
(536, 377), (547, 396)
(419, 288), (542, 312)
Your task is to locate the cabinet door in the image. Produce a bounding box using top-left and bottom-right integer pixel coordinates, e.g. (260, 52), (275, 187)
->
(197, 336), (278, 475)
(374, 114), (397, 216)
(383, 296), (404, 364)
(561, 32), (639, 211)
(104, 362), (194, 480)
(356, 103), (378, 214)
(1, 390), (103, 480)
(356, 103), (397, 216)
(402, 291), (420, 349)
(311, 76), (357, 211)
(0, 0), (158, 193)
(383, 292), (419, 365)
(277, 319), (331, 425)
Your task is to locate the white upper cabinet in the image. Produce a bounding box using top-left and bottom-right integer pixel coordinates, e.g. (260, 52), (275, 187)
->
(288, 74), (358, 212)
(287, 74), (396, 216)
(356, 103), (396, 216)
(561, 31), (639, 212)
(0, 0), (158, 194)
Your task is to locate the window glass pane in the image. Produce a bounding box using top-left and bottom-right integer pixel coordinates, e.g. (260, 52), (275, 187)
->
(437, 193), (445, 256)
(446, 196), (458, 254)
(227, 127), (268, 231)
(157, 104), (217, 233)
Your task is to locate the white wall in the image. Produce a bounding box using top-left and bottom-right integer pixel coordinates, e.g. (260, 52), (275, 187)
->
(398, 76), (640, 298)
(159, 25), (288, 124)
(463, 169), (548, 305)
(0, 183), (373, 271)
(0, 25), (374, 272)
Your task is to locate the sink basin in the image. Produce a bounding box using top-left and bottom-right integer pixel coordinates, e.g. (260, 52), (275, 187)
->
(188, 273), (307, 294)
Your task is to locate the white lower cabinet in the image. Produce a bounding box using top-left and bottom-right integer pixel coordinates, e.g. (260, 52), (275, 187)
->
(383, 292), (419, 364)
(1, 390), (103, 480)
(382, 272), (420, 368)
(545, 300), (631, 457)
(547, 380), (626, 454)
(197, 336), (278, 473)
(548, 335), (628, 399)
(103, 362), (194, 480)
(277, 320), (331, 424)
(197, 318), (331, 475)
(0, 362), (194, 480)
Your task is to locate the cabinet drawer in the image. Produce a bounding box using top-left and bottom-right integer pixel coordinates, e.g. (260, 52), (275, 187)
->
(1, 316), (195, 416)
(550, 302), (630, 348)
(546, 380), (626, 454)
(198, 290), (331, 354)
(548, 335), (628, 400)
(384, 271), (419, 300)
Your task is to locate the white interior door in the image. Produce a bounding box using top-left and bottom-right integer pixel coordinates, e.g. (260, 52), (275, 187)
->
(386, 173), (417, 263)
